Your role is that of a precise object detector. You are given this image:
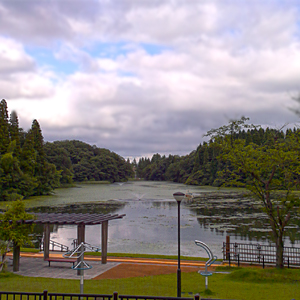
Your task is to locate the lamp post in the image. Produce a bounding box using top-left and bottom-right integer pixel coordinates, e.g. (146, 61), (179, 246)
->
(173, 191), (185, 298)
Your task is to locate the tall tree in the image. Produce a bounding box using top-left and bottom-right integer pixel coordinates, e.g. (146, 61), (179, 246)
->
(30, 120), (60, 195)
(0, 99), (10, 154)
(9, 111), (21, 156)
(0, 141), (23, 200)
(213, 121), (300, 268)
(0, 199), (34, 271)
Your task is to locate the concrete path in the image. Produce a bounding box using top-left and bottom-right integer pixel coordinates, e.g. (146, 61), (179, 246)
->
(6, 255), (119, 279)
(6, 252), (221, 279)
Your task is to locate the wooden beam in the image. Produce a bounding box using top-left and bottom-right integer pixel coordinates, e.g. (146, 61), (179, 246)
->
(101, 221), (108, 264)
(77, 223), (85, 276)
(43, 224), (50, 260)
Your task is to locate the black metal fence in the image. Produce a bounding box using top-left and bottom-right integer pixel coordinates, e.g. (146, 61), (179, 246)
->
(0, 291), (228, 300)
(0, 291), (45, 300)
(49, 292), (113, 300)
(223, 242), (300, 267)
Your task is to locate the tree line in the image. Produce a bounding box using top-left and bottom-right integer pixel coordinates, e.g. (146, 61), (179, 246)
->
(135, 125), (297, 187)
(0, 99), (133, 201)
(0, 99), (61, 201)
(136, 117), (300, 268)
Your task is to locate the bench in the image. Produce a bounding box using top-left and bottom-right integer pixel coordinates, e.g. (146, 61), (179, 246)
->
(45, 258), (76, 267)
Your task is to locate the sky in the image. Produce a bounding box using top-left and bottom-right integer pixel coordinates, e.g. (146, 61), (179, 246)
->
(1, 0), (300, 160)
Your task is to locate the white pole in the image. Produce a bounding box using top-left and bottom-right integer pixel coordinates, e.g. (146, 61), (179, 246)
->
(80, 274), (84, 294)
(80, 244), (84, 294)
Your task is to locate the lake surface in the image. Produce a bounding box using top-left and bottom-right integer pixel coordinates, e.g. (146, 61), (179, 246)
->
(27, 181), (300, 258)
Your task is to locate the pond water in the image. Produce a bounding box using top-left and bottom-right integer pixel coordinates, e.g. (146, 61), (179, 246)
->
(27, 181), (300, 258)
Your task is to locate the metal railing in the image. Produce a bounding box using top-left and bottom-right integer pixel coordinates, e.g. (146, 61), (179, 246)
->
(223, 242), (300, 267)
(119, 296), (195, 300)
(49, 292), (113, 300)
(0, 291), (230, 300)
(40, 240), (69, 252)
(0, 291), (45, 300)
(72, 239), (101, 252)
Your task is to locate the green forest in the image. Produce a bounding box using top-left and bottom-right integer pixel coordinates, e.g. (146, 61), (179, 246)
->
(2, 97), (300, 202)
(0, 99), (133, 201)
(135, 122), (300, 188)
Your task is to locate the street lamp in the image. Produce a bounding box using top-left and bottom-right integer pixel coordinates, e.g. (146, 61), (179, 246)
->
(173, 191), (185, 298)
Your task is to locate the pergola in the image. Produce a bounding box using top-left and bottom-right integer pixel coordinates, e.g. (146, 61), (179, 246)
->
(10, 212), (125, 271)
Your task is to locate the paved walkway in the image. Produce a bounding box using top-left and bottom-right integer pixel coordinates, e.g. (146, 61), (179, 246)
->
(6, 252), (220, 280)
(6, 256), (119, 279)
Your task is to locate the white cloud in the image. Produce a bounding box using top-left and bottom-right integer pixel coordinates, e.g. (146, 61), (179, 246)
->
(0, 37), (35, 73)
(1, 0), (300, 157)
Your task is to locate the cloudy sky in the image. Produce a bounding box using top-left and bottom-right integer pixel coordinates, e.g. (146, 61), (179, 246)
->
(1, 0), (300, 159)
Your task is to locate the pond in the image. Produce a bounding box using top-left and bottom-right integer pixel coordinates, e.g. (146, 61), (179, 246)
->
(26, 181), (300, 258)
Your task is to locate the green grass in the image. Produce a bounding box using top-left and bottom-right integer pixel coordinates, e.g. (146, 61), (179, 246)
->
(1, 267), (300, 299)
(227, 267), (300, 283)
(20, 248), (40, 253)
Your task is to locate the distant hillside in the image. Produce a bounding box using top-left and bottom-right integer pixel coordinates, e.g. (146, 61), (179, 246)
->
(44, 140), (134, 183)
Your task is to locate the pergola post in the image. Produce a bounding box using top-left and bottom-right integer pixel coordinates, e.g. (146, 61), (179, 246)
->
(101, 221), (108, 264)
(43, 224), (50, 260)
(13, 241), (20, 272)
(77, 223), (85, 276)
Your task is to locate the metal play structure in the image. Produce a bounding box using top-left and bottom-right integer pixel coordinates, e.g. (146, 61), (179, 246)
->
(195, 240), (217, 290)
(63, 242), (101, 294)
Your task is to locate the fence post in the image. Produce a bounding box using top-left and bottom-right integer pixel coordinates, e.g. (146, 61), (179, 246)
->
(113, 291), (118, 300)
(194, 294), (200, 300)
(288, 257), (290, 269)
(43, 290), (48, 300)
(237, 254), (240, 267)
(226, 235), (230, 260)
(262, 255), (264, 269)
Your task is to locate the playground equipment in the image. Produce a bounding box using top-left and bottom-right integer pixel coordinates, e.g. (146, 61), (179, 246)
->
(63, 242), (101, 294)
(72, 239), (101, 252)
(195, 240), (217, 290)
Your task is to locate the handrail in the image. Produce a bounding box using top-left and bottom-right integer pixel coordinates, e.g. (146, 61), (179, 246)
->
(72, 239), (101, 252)
(40, 239), (69, 252)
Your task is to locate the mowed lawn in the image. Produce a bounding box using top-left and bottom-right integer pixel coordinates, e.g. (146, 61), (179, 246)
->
(0, 267), (300, 300)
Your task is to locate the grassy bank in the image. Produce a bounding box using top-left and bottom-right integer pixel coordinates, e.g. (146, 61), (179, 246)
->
(0, 268), (299, 299)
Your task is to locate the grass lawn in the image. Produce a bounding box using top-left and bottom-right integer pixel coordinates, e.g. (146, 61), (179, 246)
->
(0, 267), (300, 299)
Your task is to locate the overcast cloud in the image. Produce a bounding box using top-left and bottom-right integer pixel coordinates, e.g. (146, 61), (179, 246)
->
(1, 0), (300, 159)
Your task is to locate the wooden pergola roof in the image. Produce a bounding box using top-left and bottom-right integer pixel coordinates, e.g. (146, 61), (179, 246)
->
(20, 212), (125, 225)
(2, 212), (126, 271)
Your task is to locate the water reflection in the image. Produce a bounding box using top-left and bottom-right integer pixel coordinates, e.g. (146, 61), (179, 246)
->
(188, 198), (300, 247)
(28, 181), (300, 257)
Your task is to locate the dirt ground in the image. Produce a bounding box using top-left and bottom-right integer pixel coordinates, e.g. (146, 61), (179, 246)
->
(93, 263), (201, 280)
